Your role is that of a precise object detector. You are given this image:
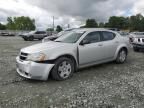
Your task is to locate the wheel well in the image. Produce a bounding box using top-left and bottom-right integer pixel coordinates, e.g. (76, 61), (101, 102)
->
(56, 55), (77, 71)
(120, 47), (128, 55)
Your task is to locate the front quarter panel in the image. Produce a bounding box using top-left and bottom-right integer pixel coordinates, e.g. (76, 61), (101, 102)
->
(46, 44), (78, 63)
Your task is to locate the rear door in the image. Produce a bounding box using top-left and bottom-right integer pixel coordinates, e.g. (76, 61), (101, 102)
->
(39, 31), (47, 38)
(100, 31), (119, 59)
(34, 31), (47, 39)
(34, 31), (40, 38)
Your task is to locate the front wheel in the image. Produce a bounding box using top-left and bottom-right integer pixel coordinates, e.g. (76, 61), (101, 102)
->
(51, 57), (74, 81)
(116, 49), (127, 64)
(29, 36), (34, 41)
(23, 38), (28, 41)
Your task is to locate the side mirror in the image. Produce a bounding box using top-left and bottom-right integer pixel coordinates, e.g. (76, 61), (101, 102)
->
(80, 39), (90, 45)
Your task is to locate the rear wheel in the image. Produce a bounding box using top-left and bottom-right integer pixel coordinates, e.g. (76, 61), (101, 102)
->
(116, 49), (127, 64)
(51, 57), (74, 81)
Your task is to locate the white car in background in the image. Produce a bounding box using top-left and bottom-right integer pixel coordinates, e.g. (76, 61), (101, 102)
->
(16, 28), (128, 81)
(42, 29), (75, 42)
(129, 32), (144, 51)
(20, 31), (47, 41)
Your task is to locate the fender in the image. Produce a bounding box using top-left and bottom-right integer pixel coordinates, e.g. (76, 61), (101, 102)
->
(114, 44), (128, 59)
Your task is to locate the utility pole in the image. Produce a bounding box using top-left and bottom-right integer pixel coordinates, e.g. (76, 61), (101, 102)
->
(68, 24), (70, 29)
(53, 16), (54, 31)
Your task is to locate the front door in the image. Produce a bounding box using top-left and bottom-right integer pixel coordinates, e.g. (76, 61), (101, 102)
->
(78, 31), (104, 65)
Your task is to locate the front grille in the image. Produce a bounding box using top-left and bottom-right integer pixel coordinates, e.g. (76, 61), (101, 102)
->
(19, 52), (28, 61)
(20, 56), (27, 60)
(21, 52), (28, 56)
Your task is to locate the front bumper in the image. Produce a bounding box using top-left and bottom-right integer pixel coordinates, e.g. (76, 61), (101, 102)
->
(16, 56), (55, 80)
(132, 43), (144, 49)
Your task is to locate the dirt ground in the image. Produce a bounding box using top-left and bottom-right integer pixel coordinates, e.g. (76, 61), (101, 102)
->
(0, 36), (144, 108)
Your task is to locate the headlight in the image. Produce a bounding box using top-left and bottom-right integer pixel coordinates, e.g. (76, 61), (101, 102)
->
(27, 53), (47, 61)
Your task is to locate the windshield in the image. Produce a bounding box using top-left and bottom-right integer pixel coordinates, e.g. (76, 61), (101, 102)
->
(55, 31), (85, 43)
(57, 31), (67, 37)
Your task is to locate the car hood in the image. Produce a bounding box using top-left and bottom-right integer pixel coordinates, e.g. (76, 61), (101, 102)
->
(131, 35), (144, 38)
(21, 41), (70, 54)
(134, 35), (144, 38)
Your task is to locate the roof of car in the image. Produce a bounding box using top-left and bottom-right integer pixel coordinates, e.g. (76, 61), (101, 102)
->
(74, 28), (116, 33)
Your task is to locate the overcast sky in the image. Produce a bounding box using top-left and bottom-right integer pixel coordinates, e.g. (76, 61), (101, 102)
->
(0, 0), (144, 30)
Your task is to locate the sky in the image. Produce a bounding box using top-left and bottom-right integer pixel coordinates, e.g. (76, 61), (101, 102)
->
(0, 0), (144, 30)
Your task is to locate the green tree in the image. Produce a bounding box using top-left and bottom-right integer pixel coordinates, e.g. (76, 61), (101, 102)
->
(7, 17), (15, 30)
(47, 28), (54, 35)
(129, 14), (144, 31)
(0, 23), (6, 30)
(99, 22), (105, 28)
(7, 16), (36, 30)
(107, 16), (129, 29)
(56, 25), (63, 32)
(85, 19), (98, 28)
(47, 28), (54, 32)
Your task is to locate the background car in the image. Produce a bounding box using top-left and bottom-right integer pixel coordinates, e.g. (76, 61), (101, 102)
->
(129, 32), (144, 51)
(21, 31), (47, 41)
(42, 28), (75, 42)
(0, 31), (15, 36)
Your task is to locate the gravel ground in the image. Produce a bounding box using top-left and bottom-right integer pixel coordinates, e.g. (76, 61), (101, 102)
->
(0, 36), (144, 108)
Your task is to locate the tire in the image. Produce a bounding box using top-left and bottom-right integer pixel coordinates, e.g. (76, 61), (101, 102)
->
(116, 49), (127, 64)
(133, 47), (139, 52)
(51, 57), (74, 81)
(29, 36), (34, 41)
(24, 38), (28, 41)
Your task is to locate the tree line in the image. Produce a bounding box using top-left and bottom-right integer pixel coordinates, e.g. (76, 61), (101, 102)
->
(0, 16), (63, 32)
(82, 14), (144, 32)
(0, 16), (36, 30)
(1, 14), (144, 32)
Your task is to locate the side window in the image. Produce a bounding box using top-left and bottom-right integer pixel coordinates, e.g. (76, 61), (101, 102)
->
(83, 32), (101, 44)
(35, 31), (40, 34)
(35, 31), (46, 34)
(40, 31), (46, 34)
(101, 31), (116, 41)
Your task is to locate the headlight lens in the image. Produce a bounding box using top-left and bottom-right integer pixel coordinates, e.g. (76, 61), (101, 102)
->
(27, 53), (47, 61)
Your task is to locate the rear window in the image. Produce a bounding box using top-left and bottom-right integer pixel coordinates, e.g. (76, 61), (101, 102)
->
(101, 31), (116, 41)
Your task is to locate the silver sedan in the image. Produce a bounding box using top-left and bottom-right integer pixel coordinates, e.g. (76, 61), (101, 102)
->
(16, 28), (128, 81)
